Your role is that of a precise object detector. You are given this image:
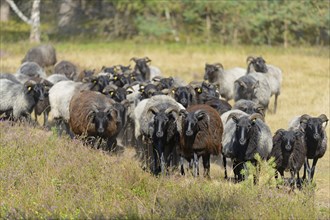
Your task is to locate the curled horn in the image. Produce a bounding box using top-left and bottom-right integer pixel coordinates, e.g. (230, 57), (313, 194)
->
(300, 114), (311, 124)
(235, 79), (247, 88)
(179, 109), (188, 117)
(246, 56), (256, 64)
(144, 57), (151, 63)
(318, 114), (329, 127)
(165, 106), (179, 120)
(213, 63), (224, 70)
(152, 76), (162, 82)
(195, 110), (210, 124)
(87, 105), (99, 120)
(147, 106), (159, 115)
(130, 57), (137, 62)
(226, 113), (239, 123)
(249, 113), (264, 122)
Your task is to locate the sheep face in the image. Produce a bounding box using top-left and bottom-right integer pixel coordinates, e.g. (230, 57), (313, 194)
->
(119, 65), (131, 75)
(180, 110), (208, 137)
(149, 108), (178, 138)
(157, 77), (174, 90)
(235, 78), (259, 101)
(173, 87), (193, 108)
(89, 111), (109, 135)
(101, 66), (116, 75)
(139, 84), (159, 99)
(250, 57), (268, 73)
(204, 63), (223, 82)
(300, 115), (328, 141)
(112, 73), (129, 87)
(132, 57), (151, 80)
(232, 116), (255, 146)
(25, 82), (45, 102)
(195, 82), (220, 104)
(278, 130), (303, 152)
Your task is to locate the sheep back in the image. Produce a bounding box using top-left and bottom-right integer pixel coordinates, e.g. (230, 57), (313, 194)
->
(22, 44), (57, 68)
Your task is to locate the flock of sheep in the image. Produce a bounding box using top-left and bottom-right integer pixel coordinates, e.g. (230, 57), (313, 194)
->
(0, 44), (328, 189)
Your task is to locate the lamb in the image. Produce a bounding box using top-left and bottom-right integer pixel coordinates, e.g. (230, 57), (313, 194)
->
(269, 129), (307, 188)
(130, 57), (161, 81)
(21, 44), (57, 68)
(137, 95), (184, 175)
(234, 72), (271, 110)
(178, 104), (223, 177)
(54, 60), (78, 80)
(288, 114), (328, 182)
(233, 99), (265, 117)
(223, 113), (272, 182)
(0, 79), (45, 121)
(204, 63), (246, 101)
(69, 90), (121, 150)
(246, 56), (282, 113)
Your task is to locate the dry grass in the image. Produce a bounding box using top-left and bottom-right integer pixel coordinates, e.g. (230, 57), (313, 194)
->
(0, 42), (329, 218)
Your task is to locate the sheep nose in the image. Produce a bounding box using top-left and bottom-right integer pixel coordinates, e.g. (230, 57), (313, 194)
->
(98, 128), (105, 133)
(239, 139), (246, 145)
(186, 130), (193, 136)
(156, 131), (163, 138)
(313, 133), (320, 140)
(180, 98), (187, 105)
(285, 144), (292, 151)
(39, 94), (45, 101)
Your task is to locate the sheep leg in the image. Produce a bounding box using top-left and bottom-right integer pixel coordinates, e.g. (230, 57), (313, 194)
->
(310, 158), (318, 181)
(202, 154), (211, 178)
(274, 93), (278, 114)
(304, 158), (312, 183)
(43, 111), (49, 128)
(193, 153), (199, 177)
(63, 121), (74, 139)
(289, 169), (296, 188)
(223, 154), (228, 179)
(34, 109), (38, 124)
(180, 157), (185, 175)
(296, 170), (302, 189)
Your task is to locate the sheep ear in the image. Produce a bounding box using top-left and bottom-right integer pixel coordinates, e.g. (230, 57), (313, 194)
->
(130, 57), (137, 62)
(144, 57), (151, 63)
(227, 113), (239, 124)
(300, 114), (311, 125)
(318, 114), (329, 128)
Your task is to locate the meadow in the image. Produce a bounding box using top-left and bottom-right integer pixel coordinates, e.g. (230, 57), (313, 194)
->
(0, 42), (329, 219)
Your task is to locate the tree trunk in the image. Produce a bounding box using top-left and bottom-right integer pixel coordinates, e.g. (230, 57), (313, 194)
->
(205, 6), (211, 44)
(58, 0), (79, 34)
(283, 19), (288, 48)
(30, 0), (40, 43)
(165, 7), (179, 42)
(1, 0), (10, 22)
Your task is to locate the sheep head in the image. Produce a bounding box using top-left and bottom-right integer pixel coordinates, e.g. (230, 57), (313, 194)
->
(300, 114), (328, 141)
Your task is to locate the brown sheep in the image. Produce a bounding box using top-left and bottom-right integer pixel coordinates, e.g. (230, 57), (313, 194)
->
(69, 90), (120, 150)
(178, 104), (223, 177)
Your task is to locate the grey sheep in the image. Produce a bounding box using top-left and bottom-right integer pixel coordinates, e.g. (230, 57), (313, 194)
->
(47, 74), (70, 84)
(22, 44), (57, 68)
(69, 90), (121, 150)
(288, 114), (328, 182)
(178, 104), (223, 177)
(270, 128), (307, 188)
(223, 112), (272, 182)
(0, 79), (45, 121)
(54, 60), (79, 80)
(246, 56), (282, 113)
(138, 95), (184, 175)
(204, 63), (246, 101)
(0, 73), (21, 84)
(233, 99), (265, 117)
(15, 62), (47, 83)
(234, 72), (271, 110)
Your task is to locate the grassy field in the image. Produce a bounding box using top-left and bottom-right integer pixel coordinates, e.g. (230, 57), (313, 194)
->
(0, 42), (329, 219)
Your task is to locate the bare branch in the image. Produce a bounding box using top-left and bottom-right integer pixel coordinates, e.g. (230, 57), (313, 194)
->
(5, 0), (32, 25)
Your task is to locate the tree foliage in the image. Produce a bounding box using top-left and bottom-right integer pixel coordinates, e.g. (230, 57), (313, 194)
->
(3, 0), (329, 45)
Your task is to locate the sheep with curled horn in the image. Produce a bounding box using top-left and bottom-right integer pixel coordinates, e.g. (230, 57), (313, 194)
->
(223, 112), (272, 182)
(137, 95), (184, 175)
(203, 62), (246, 101)
(233, 99), (265, 117)
(246, 56), (282, 113)
(130, 56), (162, 81)
(178, 104), (223, 177)
(189, 81), (220, 104)
(288, 114), (328, 183)
(69, 90), (121, 151)
(234, 72), (271, 111)
(168, 85), (196, 108)
(269, 128), (307, 189)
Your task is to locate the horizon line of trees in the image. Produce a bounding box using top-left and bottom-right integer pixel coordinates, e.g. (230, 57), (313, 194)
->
(1, 0), (329, 46)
